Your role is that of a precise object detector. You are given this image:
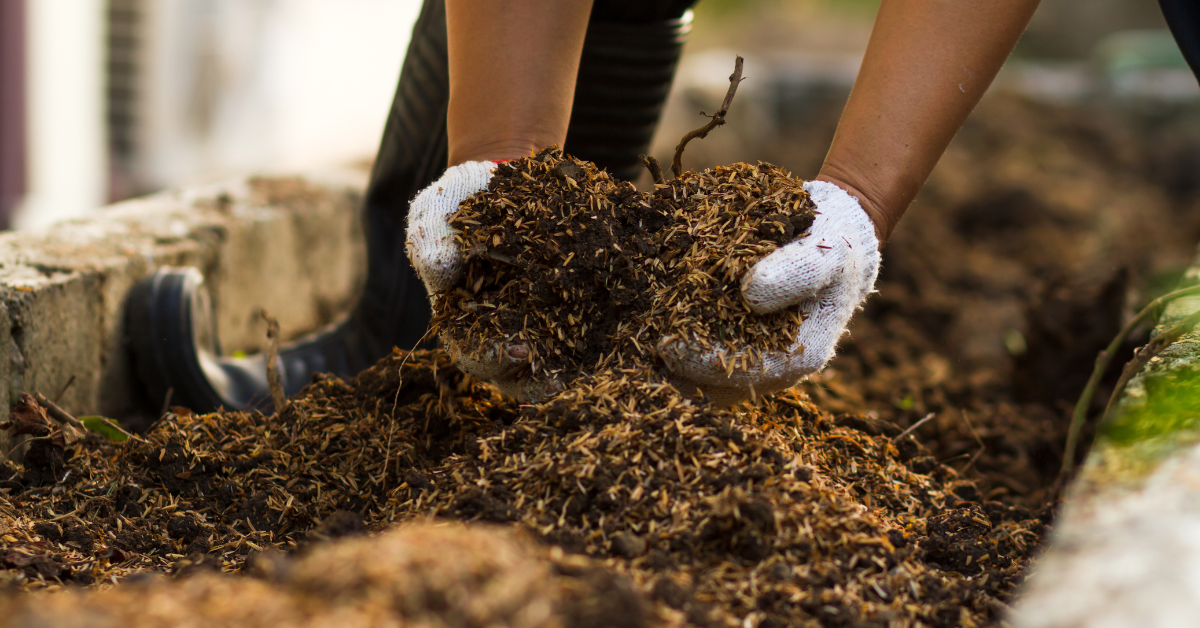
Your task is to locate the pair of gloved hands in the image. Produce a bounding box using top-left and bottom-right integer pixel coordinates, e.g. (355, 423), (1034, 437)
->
(406, 160), (880, 405)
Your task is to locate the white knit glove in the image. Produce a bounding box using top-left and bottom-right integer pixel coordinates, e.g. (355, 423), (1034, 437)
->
(407, 160), (498, 294)
(660, 180), (881, 405)
(406, 160), (553, 400)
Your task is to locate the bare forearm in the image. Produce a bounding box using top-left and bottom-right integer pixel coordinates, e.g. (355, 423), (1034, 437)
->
(817, 0), (1040, 243)
(446, 0), (594, 166)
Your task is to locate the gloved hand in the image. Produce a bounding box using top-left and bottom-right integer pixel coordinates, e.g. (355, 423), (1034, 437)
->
(407, 160), (498, 294)
(407, 160), (555, 400)
(659, 180), (881, 405)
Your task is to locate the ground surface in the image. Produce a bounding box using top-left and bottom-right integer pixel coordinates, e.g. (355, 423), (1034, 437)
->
(2, 93), (1200, 627)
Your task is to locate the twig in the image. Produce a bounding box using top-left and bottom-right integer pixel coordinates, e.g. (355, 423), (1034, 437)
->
(671, 55), (745, 179)
(1062, 284), (1200, 478)
(1101, 309), (1200, 419)
(53, 375), (76, 404)
(382, 329), (435, 490)
(261, 310), (287, 413)
(382, 418), (394, 498)
(959, 409), (986, 474)
(1, 435), (52, 464)
(32, 392), (85, 430)
(33, 392), (135, 443)
(48, 500), (99, 522)
(893, 413), (935, 443)
(88, 416), (135, 442)
(395, 326), (435, 409)
(640, 155), (666, 185)
(939, 452), (973, 466)
(159, 387), (174, 419)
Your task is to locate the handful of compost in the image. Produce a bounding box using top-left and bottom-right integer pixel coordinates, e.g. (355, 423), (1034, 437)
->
(407, 148), (879, 404)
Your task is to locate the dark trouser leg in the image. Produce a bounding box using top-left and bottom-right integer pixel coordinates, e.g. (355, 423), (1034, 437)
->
(126, 0), (697, 413)
(350, 0), (450, 356)
(567, 2), (695, 180)
(1160, 0), (1200, 82)
(125, 0), (453, 413)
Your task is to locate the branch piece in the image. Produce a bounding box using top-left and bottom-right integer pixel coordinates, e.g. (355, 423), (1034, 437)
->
(893, 413), (935, 443)
(32, 392), (96, 445)
(32, 392), (84, 430)
(53, 375), (76, 404)
(262, 310), (288, 413)
(671, 56), (745, 179)
(640, 155), (665, 185)
(1101, 309), (1200, 422)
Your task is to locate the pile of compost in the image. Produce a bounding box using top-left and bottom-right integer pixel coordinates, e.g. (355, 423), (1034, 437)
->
(435, 148), (816, 386)
(0, 523), (639, 628)
(1, 350), (1043, 627)
(4, 92), (1200, 627)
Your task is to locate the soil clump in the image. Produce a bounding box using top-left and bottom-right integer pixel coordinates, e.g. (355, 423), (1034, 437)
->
(434, 148), (815, 386)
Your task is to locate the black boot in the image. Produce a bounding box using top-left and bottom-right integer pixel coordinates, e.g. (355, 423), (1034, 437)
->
(126, 0), (694, 414)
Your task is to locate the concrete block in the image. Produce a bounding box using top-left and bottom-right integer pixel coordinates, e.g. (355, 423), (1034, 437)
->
(1013, 443), (1200, 627)
(0, 169), (367, 457)
(1012, 251), (1200, 626)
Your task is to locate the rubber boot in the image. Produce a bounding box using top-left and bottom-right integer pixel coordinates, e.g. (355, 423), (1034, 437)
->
(126, 0), (693, 414)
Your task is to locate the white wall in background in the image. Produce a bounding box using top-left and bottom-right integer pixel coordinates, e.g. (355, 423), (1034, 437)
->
(136, 0), (421, 191)
(16, 0), (108, 230)
(14, 0), (421, 230)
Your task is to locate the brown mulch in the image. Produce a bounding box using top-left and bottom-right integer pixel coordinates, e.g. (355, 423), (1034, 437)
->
(1, 350), (1044, 627)
(2, 93), (1200, 627)
(1, 523), (642, 628)
(436, 148), (816, 385)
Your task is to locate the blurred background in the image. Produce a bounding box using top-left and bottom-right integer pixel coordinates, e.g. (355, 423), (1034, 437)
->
(0, 0), (1194, 229)
(0, 0), (423, 230)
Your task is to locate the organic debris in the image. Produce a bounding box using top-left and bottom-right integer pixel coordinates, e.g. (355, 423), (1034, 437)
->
(0, 523), (641, 628)
(435, 148), (815, 386)
(797, 93), (1200, 512)
(4, 90), (1200, 627)
(418, 365), (1046, 627)
(0, 352), (504, 588)
(1, 350), (1045, 627)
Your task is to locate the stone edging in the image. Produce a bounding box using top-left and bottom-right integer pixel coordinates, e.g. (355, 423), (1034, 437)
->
(1012, 250), (1200, 626)
(0, 170), (366, 456)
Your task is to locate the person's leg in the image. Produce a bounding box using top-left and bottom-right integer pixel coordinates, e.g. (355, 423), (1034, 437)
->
(568, 0), (696, 181)
(1160, 0), (1200, 82)
(126, 0), (453, 412)
(349, 0), (450, 356)
(127, 0), (699, 413)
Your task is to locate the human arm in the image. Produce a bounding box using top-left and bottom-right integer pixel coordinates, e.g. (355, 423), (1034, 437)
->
(414, 0), (596, 294)
(818, 0), (1042, 244)
(409, 1), (594, 399)
(668, 0), (1042, 404)
(446, 0), (594, 166)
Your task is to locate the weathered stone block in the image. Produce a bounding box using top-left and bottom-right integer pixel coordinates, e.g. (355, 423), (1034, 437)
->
(0, 170), (367, 457)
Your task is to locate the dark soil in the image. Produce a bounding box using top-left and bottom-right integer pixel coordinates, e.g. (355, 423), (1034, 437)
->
(0, 351), (1045, 627)
(2, 93), (1199, 627)
(435, 148), (815, 386)
(798, 94), (1200, 512)
(1, 523), (622, 628)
